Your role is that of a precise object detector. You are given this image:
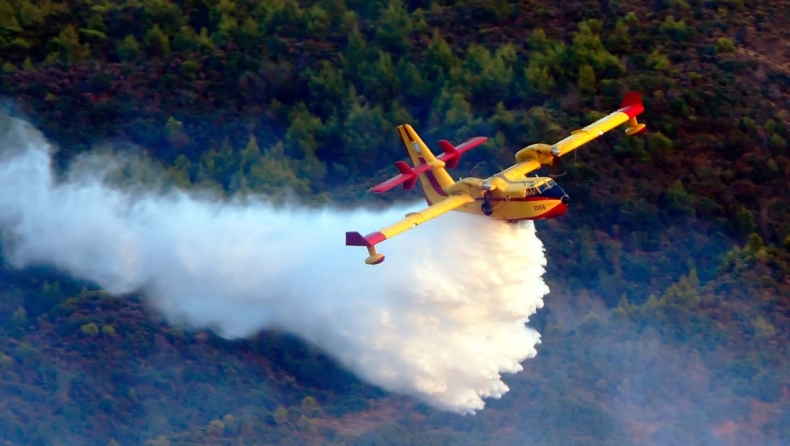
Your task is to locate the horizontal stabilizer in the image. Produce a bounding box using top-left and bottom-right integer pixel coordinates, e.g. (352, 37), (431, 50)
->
(437, 136), (487, 168)
(370, 134), (486, 193)
(369, 161), (432, 193)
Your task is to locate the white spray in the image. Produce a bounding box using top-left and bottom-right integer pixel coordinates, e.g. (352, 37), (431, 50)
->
(0, 115), (550, 414)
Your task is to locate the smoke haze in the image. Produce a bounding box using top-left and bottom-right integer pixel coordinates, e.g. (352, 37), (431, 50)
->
(0, 115), (550, 414)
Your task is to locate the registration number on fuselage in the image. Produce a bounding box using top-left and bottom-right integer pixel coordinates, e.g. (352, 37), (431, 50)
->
(533, 204), (547, 212)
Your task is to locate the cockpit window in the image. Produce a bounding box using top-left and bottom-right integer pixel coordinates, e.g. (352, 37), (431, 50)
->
(521, 179), (557, 196)
(537, 179), (556, 192)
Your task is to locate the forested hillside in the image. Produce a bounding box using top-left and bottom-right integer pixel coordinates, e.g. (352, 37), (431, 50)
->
(0, 0), (789, 444)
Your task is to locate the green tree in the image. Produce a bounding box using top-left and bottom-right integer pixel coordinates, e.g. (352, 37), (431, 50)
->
(210, 0), (238, 44)
(296, 414), (316, 433)
(460, 44), (516, 105)
(81, 322), (99, 337)
(753, 316), (776, 338)
(273, 405), (288, 425)
(373, 0), (411, 53)
(101, 325), (117, 337)
(646, 48), (671, 71)
(284, 105), (322, 160)
(257, 0), (303, 35)
(422, 29), (459, 85)
(165, 116), (189, 148)
(569, 20), (624, 78)
(735, 206), (757, 234)
(577, 63), (596, 91)
(10, 306), (27, 327)
(301, 395), (319, 416)
(207, 419), (225, 436)
(395, 59), (430, 103)
(0, 0), (20, 28)
(144, 24), (170, 57)
(343, 95), (393, 169)
(144, 436), (170, 446)
(167, 155), (193, 188)
(664, 180), (695, 217)
(236, 17), (260, 50)
(660, 15), (693, 40)
(116, 35), (141, 61)
(142, 0), (185, 34)
(647, 132), (673, 152)
(50, 25), (90, 63)
(715, 37), (735, 53)
(172, 25), (199, 52)
(342, 22), (369, 73)
(305, 5), (331, 39)
(344, 0), (387, 20)
(525, 59), (556, 95)
(746, 233), (764, 253)
(607, 17), (631, 52)
(195, 138), (236, 190)
(243, 142), (311, 196)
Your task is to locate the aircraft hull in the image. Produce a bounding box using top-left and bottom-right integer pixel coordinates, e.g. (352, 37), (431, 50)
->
(454, 198), (568, 221)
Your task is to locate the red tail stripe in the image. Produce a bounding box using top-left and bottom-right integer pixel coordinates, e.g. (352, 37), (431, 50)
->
(404, 127), (415, 142)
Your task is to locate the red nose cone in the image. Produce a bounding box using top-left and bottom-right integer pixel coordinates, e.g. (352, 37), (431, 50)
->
(540, 202), (568, 220)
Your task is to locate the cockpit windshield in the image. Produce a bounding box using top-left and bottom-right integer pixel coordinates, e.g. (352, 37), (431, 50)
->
(539, 179), (557, 192)
(521, 179), (558, 196)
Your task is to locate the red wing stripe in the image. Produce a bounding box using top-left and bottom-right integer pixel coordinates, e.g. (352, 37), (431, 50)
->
(346, 231), (387, 247)
(620, 103), (644, 119)
(619, 92), (644, 118)
(476, 197), (554, 202)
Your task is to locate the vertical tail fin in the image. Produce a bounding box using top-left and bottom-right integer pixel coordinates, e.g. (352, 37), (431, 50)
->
(396, 124), (453, 205)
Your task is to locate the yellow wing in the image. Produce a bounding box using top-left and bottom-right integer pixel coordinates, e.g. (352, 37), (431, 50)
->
(345, 193), (475, 265)
(552, 92), (646, 158)
(488, 92), (647, 187)
(497, 159), (543, 183)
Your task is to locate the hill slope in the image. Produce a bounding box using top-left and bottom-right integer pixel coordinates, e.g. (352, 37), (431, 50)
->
(0, 0), (789, 444)
(1, 235), (788, 445)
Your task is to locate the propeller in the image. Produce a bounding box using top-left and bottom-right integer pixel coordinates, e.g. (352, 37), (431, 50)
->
(549, 157), (567, 178)
(548, 145), (578, 178)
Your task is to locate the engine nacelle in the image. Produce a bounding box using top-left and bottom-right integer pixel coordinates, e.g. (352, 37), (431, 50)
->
(515, 143), (557, 166)
(445, 178), (484, 196)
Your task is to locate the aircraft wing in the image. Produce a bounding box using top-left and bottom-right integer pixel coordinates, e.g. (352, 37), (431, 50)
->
(346, 193), (475, 264)
(493, 93), (646, 184)
(498, 159), (543, 183)
(552, 92), (646, 158)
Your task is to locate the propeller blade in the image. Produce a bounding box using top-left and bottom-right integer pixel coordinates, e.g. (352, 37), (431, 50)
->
(549, 156), (567, 178)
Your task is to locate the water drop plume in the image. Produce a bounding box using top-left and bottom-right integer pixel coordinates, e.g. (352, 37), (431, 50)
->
(0, 115), (550, 414)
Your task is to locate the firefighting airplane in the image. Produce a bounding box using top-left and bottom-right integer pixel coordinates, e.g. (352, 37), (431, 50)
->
(346, 93), (647, 265)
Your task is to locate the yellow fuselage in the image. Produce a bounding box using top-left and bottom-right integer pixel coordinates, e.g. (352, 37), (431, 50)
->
(440, 176), (569, 221)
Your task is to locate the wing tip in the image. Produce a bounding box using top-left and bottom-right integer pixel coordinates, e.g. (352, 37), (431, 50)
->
(620, 92), (645, 119)
(621, 92), (642, 107)
(345, 231), (387, 247)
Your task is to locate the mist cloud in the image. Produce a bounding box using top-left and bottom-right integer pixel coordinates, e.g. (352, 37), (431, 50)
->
(0, 115), (550, 414)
